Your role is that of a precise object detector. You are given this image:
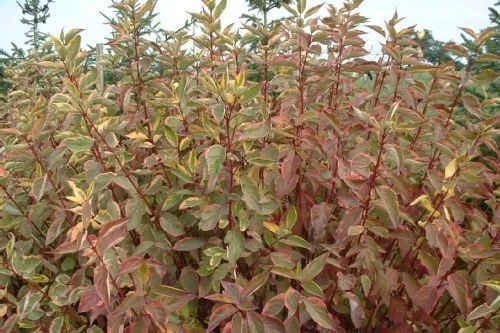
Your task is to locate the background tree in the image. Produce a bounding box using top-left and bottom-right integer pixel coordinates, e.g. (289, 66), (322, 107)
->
(17, 0), (54, 56)
(416, 29), (454, 65)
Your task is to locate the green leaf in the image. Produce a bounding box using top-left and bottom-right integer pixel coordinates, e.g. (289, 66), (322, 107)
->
(174, 237), (206, 251)
(164, 126), (178, 146)
(240, 83), (261, 103)
(226, 229), (245, 265)
(205, 144), (226, 189)
(286, 205), (297, 230)
(125, 197), (144, 230)
(160, 212), (184, 237)
(64, 136), (94, 153)
(279, 235), (312, 250)
(297, 0), (306, 14)
(300, 253), (328, 281)
(301, 280), (325, 299)
(304, 296), (335, 330)
(49, 316), (64, 333)
(376, 185), (400, 227)
(239, 118), (271, 141)
(66, 34), (81, 62)
(179, 197), (202, 210)
(213, 0), (227, 19)
(242, 267), (272, 298)
(241, 176), (262, 213)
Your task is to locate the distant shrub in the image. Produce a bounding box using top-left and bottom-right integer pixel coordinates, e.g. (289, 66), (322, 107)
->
(0, 0), (498, 332)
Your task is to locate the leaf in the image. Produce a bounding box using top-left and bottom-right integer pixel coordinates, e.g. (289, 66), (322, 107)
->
(125, 198), (144, 230)
(445, 158), (457, 179)
(301, 280), (325, 299)
(94, 172), (116, 192)
(226, 229), (245, 265)
(205, 145), (226, 189)
(462, 94), (482, 118)
(241, 176), (262, 213)
(94, 264), (111, 310)
(247, 311), (264, 333)
(64, 136), (94, 153)
(179, 197), (202, 210)
(199, 204), (222, 231)
(151, 285), (193, 298)
(126, 131), (149, 140)
(207, 304), (237, 332)
(66, 34), (81, 62)
(467, 303), (493, 321)
(279, 235), (312, 250)
(239, 118), (271, 141)
(309, 203), (331, 243)
(213, 0), (227, 19)
(164, 126), (178, 146)
(98, 218), (127, 253)
(240, 83), (261, 103)
(242, 267), (272, 298)
(476, 53), (500, 63)
(376, 185), (400, 227)
(300, 253), (328, 281)
(447, 272), (472, 315)
(78, 286), (102, 313)
(262, 293), (285, 316)
(286, 205), (297, 230)
(346, 292), (365, 329)
(49, 316), (64, 333)
(160, 212), (184, 237)
(304, 296), (335, 330)
(174, 237), (206, 251)
(32, 174), (48, 202)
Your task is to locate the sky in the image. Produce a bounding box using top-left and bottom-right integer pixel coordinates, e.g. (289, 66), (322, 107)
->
(0, 0), (496, 54)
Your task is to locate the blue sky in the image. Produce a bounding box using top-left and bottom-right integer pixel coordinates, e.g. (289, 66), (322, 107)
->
(0, 0), (495, 53)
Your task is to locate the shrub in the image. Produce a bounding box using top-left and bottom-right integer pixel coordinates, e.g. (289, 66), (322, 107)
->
(0, 0), (499, 332)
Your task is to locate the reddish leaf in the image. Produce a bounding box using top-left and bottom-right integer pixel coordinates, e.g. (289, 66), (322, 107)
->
(94, 264), (111, 310)
(98, 218), (127, 253)
(207, 304), (238, 332)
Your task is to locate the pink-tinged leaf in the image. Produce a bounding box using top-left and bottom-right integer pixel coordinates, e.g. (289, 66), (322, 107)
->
(221, 281), (244, 305)
(144, 301), (169, 332)
(388, 296), (407, 324)
(242, 267), (272, 298)
(309, 203), (332, 243)
(413, 284), (438, 315)
(262, 293), (285, 316)
(447, 272), (472, 315)
(334, 207), (363, 247)
(78, 286), (103, 313)
(204, 293), (236, 304)
(303, 296), (335, 330)
(118, 256), (144, 276)
(275, 151), (300, 199)
(230, 312), (247, 333)
(49, 240), (78, 255)
(207, 304), (238, 332)
(284, 288), (300, 318)
(94, 264), (111, 310)
(376, 185), (400, 227)
(98, 218), (127, 253)
(346, 292), (365, 329)
(45, 218), (65, 246)
(247, 311), (264, 333)
(262, 315), (286, 333)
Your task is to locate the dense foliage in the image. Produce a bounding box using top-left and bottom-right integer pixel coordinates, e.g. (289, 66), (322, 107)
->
(0, 0), (499, 332)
